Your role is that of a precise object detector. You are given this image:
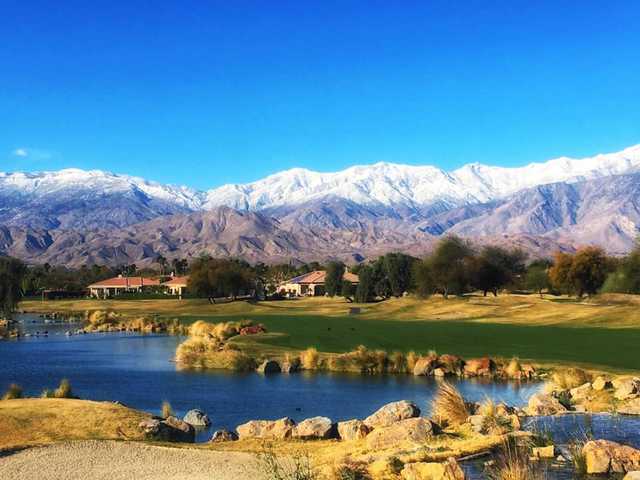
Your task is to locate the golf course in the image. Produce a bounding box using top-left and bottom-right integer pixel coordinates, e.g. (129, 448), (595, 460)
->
(20, 293), (640, 373)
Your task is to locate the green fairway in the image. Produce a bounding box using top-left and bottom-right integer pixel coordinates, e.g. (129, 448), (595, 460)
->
(180, 313), (640, 373)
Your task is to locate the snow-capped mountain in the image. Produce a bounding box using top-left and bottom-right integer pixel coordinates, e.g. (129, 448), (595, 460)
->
(204, 144), (640, 210)
(1, 144), (640, 265)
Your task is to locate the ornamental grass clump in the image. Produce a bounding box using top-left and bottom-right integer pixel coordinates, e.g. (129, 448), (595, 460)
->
(54, 379), (73, 398)
(2, 383), (23, 400)
(300, 347), (320, 370)
(431, 382), (469, 427)
(161, 400), (174, 418)
(487, 438), (542, 480)
(478, 399), (513, 435)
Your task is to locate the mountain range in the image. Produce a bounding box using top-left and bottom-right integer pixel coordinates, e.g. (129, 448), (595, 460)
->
(1, 144), (639, 266)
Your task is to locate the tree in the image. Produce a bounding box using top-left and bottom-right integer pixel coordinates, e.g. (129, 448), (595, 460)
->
(525, 265), (549, 297)
(412, 260), (435, 298)
(604, 241), (640, 294)
(381, 253), (416, 297)
(156, 255), (168, 275)
(0, 257), (26, 319)
(187, 256), (255, 301)
(548, 251), (574, 294)
(354, 266), (375, 303)
(568, 246), (611, 297)
(472, 246), (527, 296)
(324, 261), (345, 297)
(341, 280), (354, 301)
(422, 236), (474, 298)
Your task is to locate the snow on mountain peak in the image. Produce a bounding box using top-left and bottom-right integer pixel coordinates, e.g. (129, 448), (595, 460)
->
(2, 143), (639, 213)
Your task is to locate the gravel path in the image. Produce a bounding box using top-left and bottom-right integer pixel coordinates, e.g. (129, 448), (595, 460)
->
(0, 440), (267, 480)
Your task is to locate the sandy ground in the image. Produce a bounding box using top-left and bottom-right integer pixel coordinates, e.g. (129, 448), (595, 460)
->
(0, 440), (267, 480)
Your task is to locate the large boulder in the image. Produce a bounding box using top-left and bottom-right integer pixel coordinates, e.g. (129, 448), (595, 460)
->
(583, 440), (640, 474)
(570, 383), (592, 402)
(366, 417), (436, 450)
(592, 376), (613, 391)
(139, 416), (195, 443)
(619, 398), (640, 415)
(364, 400), (420, 428)
(413, 356), (438, 376)
(257, 360), (281, 374)
(183, 409), (211, 427)
(236, 417), (295, 440)
(463, 357), (495, 377)
(281, 360), (299, 374)
(400, 458), (465, 480)
(524, 393), (568, 416)
(437, 354), (465, 376)
(210, 429), (238, 442)
(292, 416), (335, 440)
(614, 378), (640, 401)
(624, 473), (640, 479)
(337, 419), (370, 441)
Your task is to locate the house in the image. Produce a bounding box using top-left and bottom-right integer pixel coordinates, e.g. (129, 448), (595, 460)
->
(162, 275), (189, 297)
(88, 276), (161, 299)
(278, 270), (359, 297)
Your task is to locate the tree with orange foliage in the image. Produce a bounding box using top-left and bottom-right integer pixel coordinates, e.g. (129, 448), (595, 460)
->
(549, 247), (612, 297)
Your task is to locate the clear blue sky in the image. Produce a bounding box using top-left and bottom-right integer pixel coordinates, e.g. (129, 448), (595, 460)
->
(2, 1), (639, 189)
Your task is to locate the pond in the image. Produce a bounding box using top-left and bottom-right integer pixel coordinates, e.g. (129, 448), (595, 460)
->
(3, 314), (640, 478)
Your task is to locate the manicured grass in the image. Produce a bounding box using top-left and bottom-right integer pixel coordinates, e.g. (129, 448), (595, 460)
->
(240, 315), (640, 372)
(20, 294), (640, 372)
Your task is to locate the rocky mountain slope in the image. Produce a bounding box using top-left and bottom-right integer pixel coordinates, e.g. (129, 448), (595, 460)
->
(1, 145), (639, 265)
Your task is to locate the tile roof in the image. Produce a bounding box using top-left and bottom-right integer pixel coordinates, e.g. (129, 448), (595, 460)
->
(283, 270), (359, 285)
(161, 276), (190, 287)
(88, 276), (161, 288)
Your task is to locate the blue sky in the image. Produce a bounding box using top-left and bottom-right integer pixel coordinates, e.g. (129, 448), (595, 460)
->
(2, 1), (639, 189)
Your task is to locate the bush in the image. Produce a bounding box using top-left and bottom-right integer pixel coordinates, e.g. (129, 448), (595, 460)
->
(333, 461), (371, 480)
(2, 383), (23, 400)
(300, 348), (320, 370)
(431, 382), (469, 427)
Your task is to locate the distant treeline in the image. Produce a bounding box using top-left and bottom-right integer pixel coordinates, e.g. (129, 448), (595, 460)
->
(2, 235), (639, 312)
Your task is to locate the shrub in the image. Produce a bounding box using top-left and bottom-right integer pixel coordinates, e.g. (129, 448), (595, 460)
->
(300, 348), (320, 370)
(2, 383), (23, 400)
(552, 368), (592, 390)
(161, 400), (174, 418)
(54, 379), (73, 398)
(328, 354), (349, 372)
(431, 382), (469, 427)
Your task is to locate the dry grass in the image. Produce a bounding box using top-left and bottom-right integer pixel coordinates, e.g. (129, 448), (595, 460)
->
(0, 398), (149, 450)
(486, 439), (541, 480)
(21, 293), (640, 328)
(300, 348), (320, 370)
(161, 400), (174, 418)
(431, 382), (469, 427)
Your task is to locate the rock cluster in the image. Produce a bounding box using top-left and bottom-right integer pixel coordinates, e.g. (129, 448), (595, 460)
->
(583, 440), (640, 474)
(138, 416), (195, 443)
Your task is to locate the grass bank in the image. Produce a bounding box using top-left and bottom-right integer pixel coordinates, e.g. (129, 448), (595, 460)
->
(20, 294), (640, 372)
(0, 398), (149, 450)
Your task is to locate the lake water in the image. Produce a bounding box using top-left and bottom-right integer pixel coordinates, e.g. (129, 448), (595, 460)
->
(3, 314), (640, 478)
